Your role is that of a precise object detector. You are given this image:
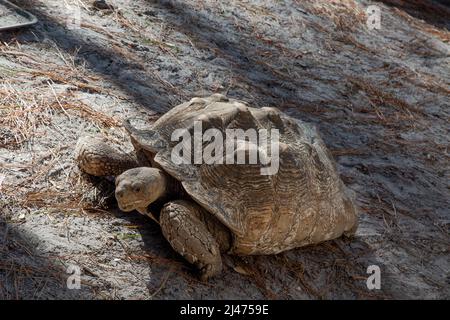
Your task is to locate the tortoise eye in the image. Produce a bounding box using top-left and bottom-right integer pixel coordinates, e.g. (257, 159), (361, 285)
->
(134, 186), (141, 193)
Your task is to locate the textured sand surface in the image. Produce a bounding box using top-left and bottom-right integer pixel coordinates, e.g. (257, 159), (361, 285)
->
(0, 0), (448, 299)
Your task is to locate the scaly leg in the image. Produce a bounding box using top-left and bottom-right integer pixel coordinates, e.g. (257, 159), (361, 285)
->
(160, 200), (231, 281)
(75, 135), (139, 176)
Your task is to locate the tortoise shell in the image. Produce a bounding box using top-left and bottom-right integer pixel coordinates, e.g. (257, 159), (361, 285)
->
(125, 94), (358, 255)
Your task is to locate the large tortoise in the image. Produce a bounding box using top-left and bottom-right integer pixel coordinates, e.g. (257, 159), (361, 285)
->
(75, 94), (358, 280)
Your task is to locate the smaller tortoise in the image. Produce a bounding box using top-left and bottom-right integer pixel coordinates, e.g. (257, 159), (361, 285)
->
(75, 94), (358, 280)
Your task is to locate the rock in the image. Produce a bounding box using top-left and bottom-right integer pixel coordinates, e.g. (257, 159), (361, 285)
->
(92, 0), (114, 11)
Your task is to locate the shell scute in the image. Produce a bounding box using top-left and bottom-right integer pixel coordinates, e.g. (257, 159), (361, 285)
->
(131, 95), (358, 254)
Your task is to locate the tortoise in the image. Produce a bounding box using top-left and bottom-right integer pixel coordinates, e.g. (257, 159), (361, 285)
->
(75, 94), (358, 280)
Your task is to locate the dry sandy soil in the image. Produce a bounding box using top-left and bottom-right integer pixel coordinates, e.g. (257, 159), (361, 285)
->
(0, 0), (449, 299)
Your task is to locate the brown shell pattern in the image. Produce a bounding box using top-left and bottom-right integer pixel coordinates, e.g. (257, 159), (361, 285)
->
(129, 94), (358, 255)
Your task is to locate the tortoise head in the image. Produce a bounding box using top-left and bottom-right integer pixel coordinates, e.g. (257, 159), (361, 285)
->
(115, 167), (167, 212)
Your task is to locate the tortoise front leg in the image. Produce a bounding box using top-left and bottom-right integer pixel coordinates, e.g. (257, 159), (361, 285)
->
(160, 200), (231, 281)
(75, 135), (139, 176)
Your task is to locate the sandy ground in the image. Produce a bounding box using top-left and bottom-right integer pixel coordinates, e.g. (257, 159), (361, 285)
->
(0, 0), (449, 299)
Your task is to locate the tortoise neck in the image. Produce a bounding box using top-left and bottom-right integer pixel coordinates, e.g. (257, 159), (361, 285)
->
(164, 174), (186, 199)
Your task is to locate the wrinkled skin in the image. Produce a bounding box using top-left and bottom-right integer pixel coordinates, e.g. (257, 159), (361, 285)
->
(76, 137), (233, 280)
(116, 167), (231, 280)
(115, 167), (167, 213)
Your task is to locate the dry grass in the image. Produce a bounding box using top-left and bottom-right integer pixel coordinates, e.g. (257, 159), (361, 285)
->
(0, 219), (68, 299)
(0, 82), (119, 145)
(300, 0), (366, 32)
(347, 76), (423, 121)
(0, 0), (448, 299)
(382, 0), (450, 42)
(0, 42), (122, 215)
(390, 67), (450, 96)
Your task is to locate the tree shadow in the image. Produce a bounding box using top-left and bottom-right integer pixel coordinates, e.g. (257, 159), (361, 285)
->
(0, 216), (94, 299)
(0, 1), (177, 114)
(145, 0), (310, 107)
(375, 0), (450, 31)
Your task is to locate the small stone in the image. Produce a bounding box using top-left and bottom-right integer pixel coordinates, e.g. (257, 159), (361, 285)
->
(92, 0), (114, 11)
